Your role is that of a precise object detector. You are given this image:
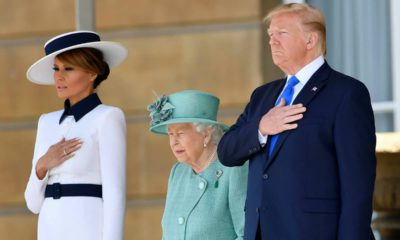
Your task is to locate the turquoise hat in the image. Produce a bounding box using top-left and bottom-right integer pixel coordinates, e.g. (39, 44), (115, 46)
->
(147, 90), (229, 135)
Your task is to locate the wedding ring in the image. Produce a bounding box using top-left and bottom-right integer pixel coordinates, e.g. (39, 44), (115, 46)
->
(63, 149), (68, 155)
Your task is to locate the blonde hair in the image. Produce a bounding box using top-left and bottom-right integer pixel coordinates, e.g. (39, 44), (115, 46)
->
(264, 3), (326, 55)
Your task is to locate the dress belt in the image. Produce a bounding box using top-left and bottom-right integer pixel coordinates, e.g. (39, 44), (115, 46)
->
(45, 183), (102, 199)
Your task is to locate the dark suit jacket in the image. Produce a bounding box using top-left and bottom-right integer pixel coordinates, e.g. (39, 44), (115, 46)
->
(218, 63), (376, 240)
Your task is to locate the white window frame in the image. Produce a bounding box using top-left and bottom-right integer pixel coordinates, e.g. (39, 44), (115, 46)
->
(389, 0), (400, 131)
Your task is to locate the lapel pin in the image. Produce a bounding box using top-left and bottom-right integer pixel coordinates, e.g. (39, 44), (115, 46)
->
(312, 86), (318, 92)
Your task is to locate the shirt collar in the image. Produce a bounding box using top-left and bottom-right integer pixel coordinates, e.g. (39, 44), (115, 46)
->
(59, 93), (102, 124)
(287, 55), (325, 85)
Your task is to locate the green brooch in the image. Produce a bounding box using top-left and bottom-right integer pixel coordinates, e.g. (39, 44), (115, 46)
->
(214, 169), (223, 188)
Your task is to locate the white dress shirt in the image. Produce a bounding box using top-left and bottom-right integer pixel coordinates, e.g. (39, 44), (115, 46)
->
(24, 100), (127, 240)
(258, 55), (325, 145)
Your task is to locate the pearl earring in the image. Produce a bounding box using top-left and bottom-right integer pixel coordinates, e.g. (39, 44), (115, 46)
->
(203, 142), (207, 148)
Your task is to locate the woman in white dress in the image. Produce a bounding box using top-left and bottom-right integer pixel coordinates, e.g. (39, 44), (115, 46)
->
(24, 31), (128, 240)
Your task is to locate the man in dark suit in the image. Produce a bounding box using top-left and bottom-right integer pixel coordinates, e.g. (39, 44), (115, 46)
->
(217, 3), (376, 240)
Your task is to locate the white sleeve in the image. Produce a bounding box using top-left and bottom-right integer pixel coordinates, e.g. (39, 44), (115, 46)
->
(24, 114), (49, 214)
(98, 107), (127, 240)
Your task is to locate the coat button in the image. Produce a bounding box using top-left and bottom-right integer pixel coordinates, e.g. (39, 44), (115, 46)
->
(198, 181), (205, 189)
(263, 174), (269, 180)
(178, 217), (185, 225)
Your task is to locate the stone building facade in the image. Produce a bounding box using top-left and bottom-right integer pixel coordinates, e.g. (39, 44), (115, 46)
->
(0, 1), (281, 239)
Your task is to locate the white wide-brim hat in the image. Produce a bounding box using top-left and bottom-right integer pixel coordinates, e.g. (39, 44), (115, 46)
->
(26, 30), (128, 85)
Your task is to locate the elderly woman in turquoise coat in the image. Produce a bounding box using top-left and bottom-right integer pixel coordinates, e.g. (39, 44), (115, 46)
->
(147, 90), (248, 240)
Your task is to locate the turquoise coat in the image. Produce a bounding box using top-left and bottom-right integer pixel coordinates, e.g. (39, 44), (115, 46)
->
(162, 159), (248, 240)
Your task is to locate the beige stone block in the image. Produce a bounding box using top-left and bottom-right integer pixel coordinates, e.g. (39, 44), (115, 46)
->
(1, 26), (261, 120)
(219, 108), (247, 127)
(374, 153), (400, 211)
(376, 153), (400, 180)
(0, 0), (75, 37)
(0, 45), (60, 120)
(376, 132), (400, 153)
(1, 0), (260, 37)
(0, 130), (36, 206)
(100, 27), (262, 113)
(125, 205), (164, 239)
(0, 213), (37, 240)
(0, 206), (164, 240)
(126, 122), (175, 198)
(98, 0), (260, 29)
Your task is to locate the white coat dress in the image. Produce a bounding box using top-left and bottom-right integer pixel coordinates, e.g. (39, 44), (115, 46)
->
(24, 94), (126, 240)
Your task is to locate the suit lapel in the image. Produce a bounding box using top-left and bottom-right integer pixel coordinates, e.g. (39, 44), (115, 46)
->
(292, 63), (331, 107)
(265, 62), (332, 169)
(260, 79), (286, 116)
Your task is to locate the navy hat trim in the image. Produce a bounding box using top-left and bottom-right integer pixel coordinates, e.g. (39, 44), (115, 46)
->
(44, 32), (100, 55)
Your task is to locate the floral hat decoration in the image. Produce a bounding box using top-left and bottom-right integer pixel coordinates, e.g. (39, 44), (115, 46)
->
(147, 90), (229, 135)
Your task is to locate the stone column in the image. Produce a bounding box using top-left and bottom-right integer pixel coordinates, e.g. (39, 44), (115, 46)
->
(372, 132), (400, 240)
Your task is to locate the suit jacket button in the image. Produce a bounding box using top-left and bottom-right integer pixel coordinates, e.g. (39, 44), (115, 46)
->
(178, 217), (185, 225)
(263, 174), (269, 180)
